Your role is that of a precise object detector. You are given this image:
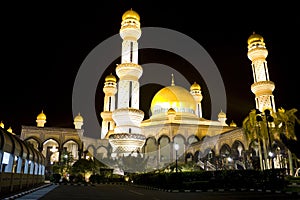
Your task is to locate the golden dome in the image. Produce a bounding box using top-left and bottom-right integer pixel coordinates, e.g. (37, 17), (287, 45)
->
(151, 85), (196, 115)
(105, 73), (117, 82)
(122, 9), (140, 21)
(190, 82), (201, 91)
(218, 110), (226, 118)
(37, 110), (46, 120)
(74, 113), (84, 122)
(230, 120), (237, 127)
(247, 32), (264, 45)
(167, 108), (176, 116)
(7, 127), (12, 133)
(0, 121), (4, 128)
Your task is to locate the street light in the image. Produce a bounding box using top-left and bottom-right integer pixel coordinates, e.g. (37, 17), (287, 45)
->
(256, 109), (274, 169)
(174, 143), (179, 173)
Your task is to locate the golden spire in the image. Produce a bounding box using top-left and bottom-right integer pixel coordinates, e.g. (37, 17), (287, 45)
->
(190, 82), (201, 91)
(105, 73), (117, 82)
(37, 110), (46, 120)
(0, 121), (4, 128)
(122, 8), (140, 21)
(171, 74), (175, 86)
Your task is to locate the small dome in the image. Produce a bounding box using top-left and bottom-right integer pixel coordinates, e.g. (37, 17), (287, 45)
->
(247, 32), (264, 45)
(37, 110), (46, 120)
(218, 110), (226, 118)
(190, 82), (201, 91)
(122, 9), (140, 21)
(7, 127), (12, 133)
(74, 113), (84, 122)
(167, 108), (176, 116)
(105, 73), (117, 82)
(230, 120), (237, 127)
(0, 121), (4, 128)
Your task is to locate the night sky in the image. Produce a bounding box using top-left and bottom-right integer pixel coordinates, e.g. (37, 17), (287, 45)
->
(1, 2), (299, 153)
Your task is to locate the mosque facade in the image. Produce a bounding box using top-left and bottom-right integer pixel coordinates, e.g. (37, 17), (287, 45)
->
(16, 9), (289, 173)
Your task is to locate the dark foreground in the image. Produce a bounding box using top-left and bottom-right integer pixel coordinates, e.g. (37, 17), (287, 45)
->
(34, 184), (298, 200)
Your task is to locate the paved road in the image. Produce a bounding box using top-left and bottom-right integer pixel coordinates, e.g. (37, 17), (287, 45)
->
(33, 184), (298, 200)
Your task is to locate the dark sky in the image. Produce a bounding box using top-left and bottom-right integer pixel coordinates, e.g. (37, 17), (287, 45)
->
(1, 1), (299, 149)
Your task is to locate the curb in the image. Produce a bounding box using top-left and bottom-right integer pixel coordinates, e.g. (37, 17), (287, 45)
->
(130, 184), (300, 196)
(3, 183), (53, 200)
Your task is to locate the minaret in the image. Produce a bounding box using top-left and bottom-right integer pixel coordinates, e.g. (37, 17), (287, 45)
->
(36, 110), (46, 127)
(74, 113), (84, 130)
(100, 74), (117, 139)
(109, 9), (145, 156)
(190, 82), (203, 118)
(247, 32), (276, 113)
(218, 110), (228, 126)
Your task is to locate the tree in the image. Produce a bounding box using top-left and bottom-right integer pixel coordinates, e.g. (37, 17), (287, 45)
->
(71, 158), (95, 181)
(273, 107), (300, 175)
(243, 109), (265, 170)
(243, 107), (300, 174)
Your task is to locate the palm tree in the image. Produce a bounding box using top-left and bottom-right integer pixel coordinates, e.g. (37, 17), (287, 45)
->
(273, 107), (300, 175)
(243, 109), (266, 170)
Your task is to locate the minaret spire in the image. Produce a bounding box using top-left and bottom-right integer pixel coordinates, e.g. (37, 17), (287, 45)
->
(247, 32), (276, 113)
(171, 73), (175, 86)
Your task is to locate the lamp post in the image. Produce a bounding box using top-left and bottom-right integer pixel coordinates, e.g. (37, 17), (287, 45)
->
(256, 109), (274, 169)
(174, 143), (179, 173)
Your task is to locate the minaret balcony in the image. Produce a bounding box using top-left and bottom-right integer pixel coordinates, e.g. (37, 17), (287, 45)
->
(116, 63), (143, 80)
(120, 26), (141, 40)
(100, 111), (113, 120)
(251, 81), (275, 95)
(103, 86), (117, 95)
(109, 133), (146, 153)
(112, 108), (144, 126)
(247, 47), (268, 61)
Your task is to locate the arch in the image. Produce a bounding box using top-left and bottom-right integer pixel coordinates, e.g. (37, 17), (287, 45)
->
(145, 137), (157, 153)
(187, 135), (200, 145)
(173, 135), (185, 160)
(144, 137), (158, 168)
(219, 144), (231, 158)
(62, 139), (80, 147)
(172, 134), (186, 143)
(62, 140), (80, 160)
(42, 139), (60, 167)
(185, 152), (193, 162)
(158, 135), (170, 145)
(96, 146), (108, 160)
(145, 136), (157, 145)
(86, 145), (96, 157)
(194, 150), (202, 162)
(248, 139), (260, 157)
(231, 140), (245, 158)
(159, 135), (171, 163)
(24, 136), (42, 146)
(25, 137), (41, 150)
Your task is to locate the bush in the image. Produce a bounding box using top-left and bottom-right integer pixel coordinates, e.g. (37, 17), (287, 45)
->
(51, 173), (61, 183)
(89, 174), (103, 183)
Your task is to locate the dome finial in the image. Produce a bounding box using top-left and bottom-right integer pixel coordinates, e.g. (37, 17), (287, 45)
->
(171, 74), (175, 86)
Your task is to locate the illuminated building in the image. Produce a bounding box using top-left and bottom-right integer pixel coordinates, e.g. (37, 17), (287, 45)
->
(16, 9), (293, 173)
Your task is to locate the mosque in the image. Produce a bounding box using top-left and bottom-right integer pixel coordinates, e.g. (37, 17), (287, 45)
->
(7, 9), (290, 174)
